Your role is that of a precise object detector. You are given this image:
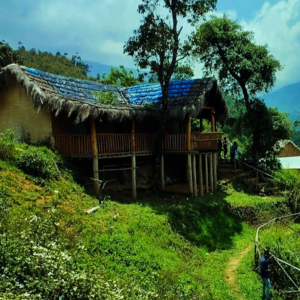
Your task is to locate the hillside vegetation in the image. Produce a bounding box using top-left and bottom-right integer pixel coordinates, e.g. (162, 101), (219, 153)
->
(0, 130), (296, 300)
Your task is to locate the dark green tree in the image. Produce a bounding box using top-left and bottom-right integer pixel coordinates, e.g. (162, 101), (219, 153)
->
(234, 99), (292, 163)
(0, 40), (23, 68)
(124, 0), (217, 156)
(190, 15), (282, 111)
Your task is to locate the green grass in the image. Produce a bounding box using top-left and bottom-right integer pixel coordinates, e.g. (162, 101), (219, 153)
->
(0, 140), (295, 299)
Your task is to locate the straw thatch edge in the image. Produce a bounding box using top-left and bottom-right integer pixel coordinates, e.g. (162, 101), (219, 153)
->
(0, 64), (228, 123)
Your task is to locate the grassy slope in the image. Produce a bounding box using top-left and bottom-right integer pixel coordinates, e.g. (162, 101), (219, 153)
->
(0, 158), (291, 299)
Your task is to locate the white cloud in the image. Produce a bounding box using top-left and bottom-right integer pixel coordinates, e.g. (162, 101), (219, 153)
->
(240, 0), (300, 89)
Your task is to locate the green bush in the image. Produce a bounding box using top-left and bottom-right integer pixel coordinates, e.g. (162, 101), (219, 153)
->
(272, 169), (300, 212)
(0, 129), (16, 161)
(16, 146), (57, 180)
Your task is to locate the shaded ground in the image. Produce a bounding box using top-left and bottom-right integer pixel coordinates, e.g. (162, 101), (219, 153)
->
(225, 244), (253, 300)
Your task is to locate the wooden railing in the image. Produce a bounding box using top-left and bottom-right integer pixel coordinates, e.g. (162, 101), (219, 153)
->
(163, 134), (187, 151)
(54, 132), (222, 156)
(190, 132), (222, 151)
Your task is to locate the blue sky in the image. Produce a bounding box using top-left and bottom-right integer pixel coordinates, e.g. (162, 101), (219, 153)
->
(0, 0), (300, 89)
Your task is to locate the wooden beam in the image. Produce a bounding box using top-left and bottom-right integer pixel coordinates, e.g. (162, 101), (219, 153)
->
(210, 152), (214, 192)
(131, 155), (137, 199)
(188, 154), (193, 196)
(161, 154), (165, 189)
(213, 153), (218, 190)
(198, 154), (203, 197)
(205, 154), (209, 194)
(192, 154), (197, 197)
(131, 119), (137, 199)
(186, 115), (191, 151)
(90, 118), (99, 194)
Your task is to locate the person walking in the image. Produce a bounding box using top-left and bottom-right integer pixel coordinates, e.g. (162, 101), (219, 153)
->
(230, 141), (238, 164)
(260, 249), (271, 299)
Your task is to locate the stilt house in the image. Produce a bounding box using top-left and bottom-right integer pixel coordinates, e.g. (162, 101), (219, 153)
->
(0, 64), (228, 197)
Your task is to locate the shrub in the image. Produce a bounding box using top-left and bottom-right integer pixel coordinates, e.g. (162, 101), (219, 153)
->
(272, 169), (300, 212)
(0, 129), (16, 161)
(16, 146), (57, 180)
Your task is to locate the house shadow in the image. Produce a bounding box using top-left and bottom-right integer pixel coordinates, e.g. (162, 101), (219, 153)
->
(113, 189), (243, 252)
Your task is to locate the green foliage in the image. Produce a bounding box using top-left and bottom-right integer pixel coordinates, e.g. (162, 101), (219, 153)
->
(124, 0), (217, 114)
(99, 65), (141, 86)
(0, 129), (16, 161)
(93, 90), (119, 105)
(0, 40), (23, 68)
(272, 169), (300, 212)
(191, 15), (282, 110)
(16, 146), (57, 181)
(232, 99), (292, 162)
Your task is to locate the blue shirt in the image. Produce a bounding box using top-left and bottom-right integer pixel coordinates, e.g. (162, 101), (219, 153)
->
(260, 256), (269, 278)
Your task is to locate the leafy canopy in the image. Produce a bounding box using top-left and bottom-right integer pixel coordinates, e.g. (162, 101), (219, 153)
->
(190, 15), (282, 110)
(124, 0), (217, 95)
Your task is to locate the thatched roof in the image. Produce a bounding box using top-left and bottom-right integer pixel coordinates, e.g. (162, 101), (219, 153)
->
(0, 64), (228, 123)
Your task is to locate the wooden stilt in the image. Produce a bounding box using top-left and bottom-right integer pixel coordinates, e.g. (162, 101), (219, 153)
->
(192, 154), (197, 197)
(161, 154), (165, 189)
(90, 119), (99, 194)
(213, 153), (218, 190)
(188, 154), (193, 196)
(198, 154), (203, 197)
(210, 153), (214, 192)
(205, 154), (209, 194)
(131, 119), (137, 199)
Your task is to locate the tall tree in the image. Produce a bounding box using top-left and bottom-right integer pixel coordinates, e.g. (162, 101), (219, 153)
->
(124, 0), (217, 155)
(190, 15), (282, 111)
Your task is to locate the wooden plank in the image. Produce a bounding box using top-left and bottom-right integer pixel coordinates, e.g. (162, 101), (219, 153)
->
(198, 154), (203, 197)
(90, 119), (99, 195)
(205, 154), (208, 194)
(210, 152), (214, 192)
(188, 154), (193, 195)
(192, 154), (197, 197)
(132, 155), (137, 199)
(186, 116), (191, 151)
(213, 153), (218, 190)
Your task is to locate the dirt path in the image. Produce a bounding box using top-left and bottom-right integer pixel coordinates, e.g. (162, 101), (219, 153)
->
(225, 244), (253, 300)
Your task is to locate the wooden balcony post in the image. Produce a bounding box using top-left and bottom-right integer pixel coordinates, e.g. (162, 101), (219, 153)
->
(131, 119), (137, 199)
(213, 152), (218, 190)
(205, 154), (209, 194)
(186, 115), (191, 151)
(187, 154), (193, 196)
(198, 154), (203, 197)
(90, 118), (99, 195)
(192, 154), (197, 197)
(210, 152), (214, 192)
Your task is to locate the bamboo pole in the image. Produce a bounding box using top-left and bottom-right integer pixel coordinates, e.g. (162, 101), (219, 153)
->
(161, 154), (165, 189)
(188, 154), (193, 196)
(213, 153), (218, 190)
(131, 119), (137, 199)
(209, 153), (214, 192)
(198, 154), (203, 197)
(192, 154), (197, 197)
(90, 119), (99, 194)
(205, 154), (208, 194)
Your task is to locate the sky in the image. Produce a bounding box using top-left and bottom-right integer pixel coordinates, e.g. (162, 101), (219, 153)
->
(0, 0), (300, 90)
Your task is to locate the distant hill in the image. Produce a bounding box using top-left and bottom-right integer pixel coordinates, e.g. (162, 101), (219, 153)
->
(263, 82), (300, 121)
(85, 60), (139, 78)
